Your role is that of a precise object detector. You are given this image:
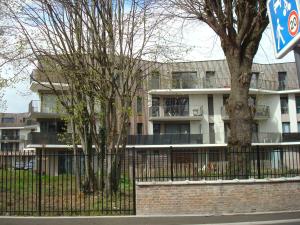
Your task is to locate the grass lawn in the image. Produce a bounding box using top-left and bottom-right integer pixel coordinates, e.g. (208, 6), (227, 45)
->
(0, 169), (134, 216)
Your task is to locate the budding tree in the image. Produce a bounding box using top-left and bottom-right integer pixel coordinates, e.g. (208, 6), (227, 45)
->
(8, 0), (167, 192)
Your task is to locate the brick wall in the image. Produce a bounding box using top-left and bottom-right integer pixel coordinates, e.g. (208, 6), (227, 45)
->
(136, 178), (300, 215)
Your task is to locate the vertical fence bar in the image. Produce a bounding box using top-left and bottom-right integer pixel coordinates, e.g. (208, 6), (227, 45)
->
(256, 145), (261, 179)
(170, 146), (173, 181)
(38, 149), (42, 216)
(132, 147), (136, 215)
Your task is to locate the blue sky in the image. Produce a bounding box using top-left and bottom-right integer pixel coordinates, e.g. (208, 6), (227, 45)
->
(2, 23), (295, 113)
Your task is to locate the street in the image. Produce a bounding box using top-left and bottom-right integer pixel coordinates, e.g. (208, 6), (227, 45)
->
(1, 211), (300, 225)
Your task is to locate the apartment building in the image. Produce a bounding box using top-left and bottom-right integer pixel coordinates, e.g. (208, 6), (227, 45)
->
(0, 113), (38, 152)
(144, 60), (300, 145)
(25, 60), (300, 150)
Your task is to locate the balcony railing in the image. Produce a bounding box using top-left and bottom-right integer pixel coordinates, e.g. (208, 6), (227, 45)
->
(26, 132), (300, 146)
(221, 105), (270, 120)
(27, 132), (72, 145)
(151, 77), (299, 91)
(0, 135), (25, 141)
(149, 105), (203, 119)
(127, 134), (203, 145)
(29, 100), (62, 114)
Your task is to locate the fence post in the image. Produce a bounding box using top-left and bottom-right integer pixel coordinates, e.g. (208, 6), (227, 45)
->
(38, 148), (43, 216)
(170, 146), (173, 181)
(256, 145), (261, 179)
(132, 147), (136, 215)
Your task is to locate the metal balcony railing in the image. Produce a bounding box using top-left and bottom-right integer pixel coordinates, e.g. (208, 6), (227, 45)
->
(151, 76), (299, 91)
(29, 100), (62, 114)
(26, 132), (300, 146)
(149, 105), (203, 118)
(0, 135), (25, 141)
(221, 105), (270, 120)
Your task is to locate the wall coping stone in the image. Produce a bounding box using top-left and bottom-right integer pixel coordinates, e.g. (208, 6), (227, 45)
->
(136, 176), (300, 186)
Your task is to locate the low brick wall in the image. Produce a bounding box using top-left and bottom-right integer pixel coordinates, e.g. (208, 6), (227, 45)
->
(136, 178), (300, 215)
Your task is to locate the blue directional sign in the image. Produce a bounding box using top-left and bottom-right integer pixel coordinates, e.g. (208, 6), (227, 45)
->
(267, 0), (300, 58)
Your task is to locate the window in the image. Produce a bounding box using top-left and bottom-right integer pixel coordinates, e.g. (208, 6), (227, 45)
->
(209, 123), (215, 144)
(41, 94), (58, 113)
(164, 97), (189, 117)
(172, 72), (197, 89)
(165, 123), (190, 134)
(40, 120), (66, 133)
(1, 117), (15, 123)
(251, 72), (260, 89)
(136, 96), (143, 115)
(1, 130), (19, 140)
(149, 70), (160, 89)
(153, 123), (161, 134)
(151, 97), (160, 117)
(137, 123), (143, 135)
(296, 96), (300, 114)
(278, 72), (287, 90)
(280, 97), (289, 114)
(136, 69), (143, 89)
(208, 95), (214, 116)
(1, 143), (13, 151)
(205, 71), (215, 88)
(223, 95), (229, 105)
(282, 122), (290, 133)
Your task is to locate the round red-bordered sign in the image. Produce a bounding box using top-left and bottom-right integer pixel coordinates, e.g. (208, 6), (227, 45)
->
(288, 10), (299, 36)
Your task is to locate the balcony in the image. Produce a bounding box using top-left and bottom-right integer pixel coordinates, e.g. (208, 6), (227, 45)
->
(0, 135), (26, 142)
(221, 105), (270, 120)
(150, 76), (299, 91)
(27, 132), (203, 146)
(127, 134), (203, 145)
(29, 100), (62, 118)
(149, 105), (203, 121)
(27, 132), (72, 145)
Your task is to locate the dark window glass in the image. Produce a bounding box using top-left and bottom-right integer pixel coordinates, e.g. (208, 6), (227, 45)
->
(172, 72), (197, 89)
(278, 72), (287, 90)
(251, 72), (260, 89)
(137, 96), (143, 115)
(165, 124), (190, 134)
(137, 123), (143, 135)
(208, 95), (214, 116)
(205, 71), (215, 88)
(153, 123), (161, 134)
(296, 96), (300, 114)
(164, 97), (189, 117)
(149, 70), (160, 89)
(282, 122), (290, 133)
(209, 123), (215, 144)
(280, 96), (288, 114)
(1, 117), (15, 123)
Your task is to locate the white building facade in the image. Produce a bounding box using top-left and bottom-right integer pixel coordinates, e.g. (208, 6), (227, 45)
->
(146, 60), (300, 145)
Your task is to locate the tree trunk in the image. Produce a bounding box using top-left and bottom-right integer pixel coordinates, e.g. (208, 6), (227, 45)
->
(71, 118), (81, 190)
(225, 53), (253, 179)
(79, 126), (98, 193)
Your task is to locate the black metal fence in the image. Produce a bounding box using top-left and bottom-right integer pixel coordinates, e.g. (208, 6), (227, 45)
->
(0, 150), (135, 216)
(135, 145), (300, 181)
(1, 145), (300, 216)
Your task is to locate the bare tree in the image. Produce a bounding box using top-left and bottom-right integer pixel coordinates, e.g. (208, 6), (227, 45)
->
(8, 0), (167, 192)
(162, 0), (269, 177)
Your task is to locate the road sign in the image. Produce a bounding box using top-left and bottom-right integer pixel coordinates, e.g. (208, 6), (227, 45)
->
(267, 0), (300, 58)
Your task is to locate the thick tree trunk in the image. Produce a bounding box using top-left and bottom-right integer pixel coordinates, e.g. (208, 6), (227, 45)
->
(225, 53), (254, 178)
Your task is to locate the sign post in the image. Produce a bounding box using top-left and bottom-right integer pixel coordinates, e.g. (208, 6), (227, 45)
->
(268, 0), (300, 86)
(267, 0), (300, 58)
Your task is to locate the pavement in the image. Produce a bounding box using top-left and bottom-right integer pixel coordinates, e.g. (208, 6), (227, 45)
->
(1, 211), (300, 225)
